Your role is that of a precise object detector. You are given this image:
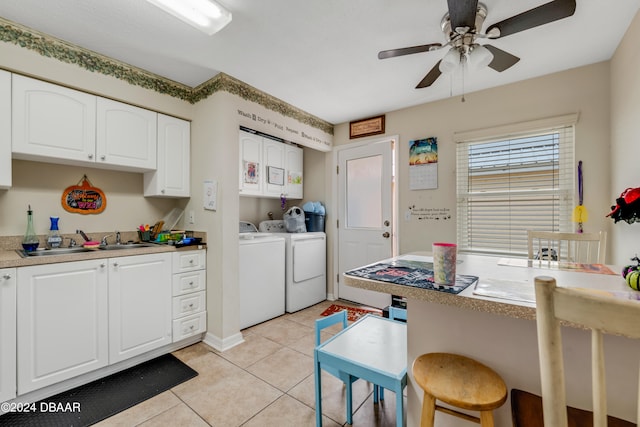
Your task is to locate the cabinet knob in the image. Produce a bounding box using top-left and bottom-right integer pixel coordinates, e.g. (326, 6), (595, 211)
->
(188, 281), (194, 286)
(2, 274), (11, 280)
(88, 154), (94, 159)
(189, 259), (194, 264)
(113, 262), (119, 267)
(161, 189), (165, 194)
(100, 263), (106, 268)
(100, 155), (106, 161)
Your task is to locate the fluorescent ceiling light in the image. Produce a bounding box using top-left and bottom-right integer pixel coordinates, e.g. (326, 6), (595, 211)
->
(146, 0), (232, 35)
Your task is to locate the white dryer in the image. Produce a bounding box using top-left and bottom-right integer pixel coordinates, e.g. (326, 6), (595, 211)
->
(260, 220), (326, 312)
(239, 222), (285, 329)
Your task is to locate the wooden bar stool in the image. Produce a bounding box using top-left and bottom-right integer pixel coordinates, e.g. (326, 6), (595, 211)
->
(412, 353), (507, 427)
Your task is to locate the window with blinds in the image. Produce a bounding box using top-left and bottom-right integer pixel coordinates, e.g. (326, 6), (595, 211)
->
(456, 124), (575, 257)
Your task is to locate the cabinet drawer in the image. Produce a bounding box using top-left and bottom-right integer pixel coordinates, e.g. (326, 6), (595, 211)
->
(173, 311), (206, 342)
(173, 250), (206, 273)
(172, 291), (205, 319)
(172, 270), (206, 296)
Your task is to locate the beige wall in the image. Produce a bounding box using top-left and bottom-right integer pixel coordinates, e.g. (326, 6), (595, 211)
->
(610, 10), (640, 265)
(0, 42), (193, 238)
(328, 62), (612, 297)
(0, 38), (333, 347)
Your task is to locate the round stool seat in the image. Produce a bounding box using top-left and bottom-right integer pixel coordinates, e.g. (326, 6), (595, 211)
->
(413, 353), (507, 426)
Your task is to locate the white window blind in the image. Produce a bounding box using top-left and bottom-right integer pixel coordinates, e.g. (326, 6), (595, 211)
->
(456, 122), (575, 257)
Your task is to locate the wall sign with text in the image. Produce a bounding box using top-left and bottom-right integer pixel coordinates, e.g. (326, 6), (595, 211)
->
(61, 175), (106, 214)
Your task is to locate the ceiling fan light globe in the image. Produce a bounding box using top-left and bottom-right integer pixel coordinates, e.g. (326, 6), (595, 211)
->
(439, 48), (461, 73)
(469, 45), (494, 69)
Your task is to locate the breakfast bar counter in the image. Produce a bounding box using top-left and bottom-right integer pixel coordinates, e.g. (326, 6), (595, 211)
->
(343, 253), (640, 427)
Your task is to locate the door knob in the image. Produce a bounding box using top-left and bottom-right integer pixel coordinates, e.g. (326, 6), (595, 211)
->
(382, 232), (390, 238)
(384, 220), (390, 226)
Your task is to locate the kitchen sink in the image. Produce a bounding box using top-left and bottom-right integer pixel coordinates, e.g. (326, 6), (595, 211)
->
(17, 246), (96, 257)
(98, 242), (157, 250)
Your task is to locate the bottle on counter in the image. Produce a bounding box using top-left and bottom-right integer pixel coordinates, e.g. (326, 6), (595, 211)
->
(22, 205), (39, 252)
(46, 216), (62, 249)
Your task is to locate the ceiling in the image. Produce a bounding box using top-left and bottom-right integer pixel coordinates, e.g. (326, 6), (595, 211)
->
(0, 1), (638, 125)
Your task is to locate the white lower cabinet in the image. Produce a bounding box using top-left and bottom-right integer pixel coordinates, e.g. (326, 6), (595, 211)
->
(17, 260), (109, 394)
(172, 250), (207, 342)
(1, 268), (16, 403)
(13, 250), (201, 397)
(108, 253), (172, 364)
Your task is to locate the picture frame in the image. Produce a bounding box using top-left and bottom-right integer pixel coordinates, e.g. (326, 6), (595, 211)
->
(267, 166), (285, 185)
(349, 114), (385, 139)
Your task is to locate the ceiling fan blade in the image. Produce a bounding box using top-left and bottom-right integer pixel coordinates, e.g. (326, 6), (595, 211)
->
(416, 61), (443, 89)
(484, 45), (520, 72)
(486, 0), (576, 38)
(378, 43), (442, 60)
(447, 0), (479, 31)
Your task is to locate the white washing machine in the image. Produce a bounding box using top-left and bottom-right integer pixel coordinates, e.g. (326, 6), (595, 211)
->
(260, 220), (327, 312)
(239, 222), (285, 329)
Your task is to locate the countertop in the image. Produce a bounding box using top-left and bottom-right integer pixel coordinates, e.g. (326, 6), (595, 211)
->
(342, 253), (628, 321)
(0, 232), (206, 268)
(0, 244), (208, 269)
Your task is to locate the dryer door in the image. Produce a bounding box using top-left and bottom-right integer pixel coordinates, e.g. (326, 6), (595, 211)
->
(292, 235), (326, 283)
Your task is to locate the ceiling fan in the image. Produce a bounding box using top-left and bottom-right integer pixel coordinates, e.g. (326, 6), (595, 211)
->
(378, 0), (577, 89)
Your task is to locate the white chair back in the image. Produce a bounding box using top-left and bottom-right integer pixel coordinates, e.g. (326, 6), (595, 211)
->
(527, 230), (607, 264)
(534, 276), (640, 427)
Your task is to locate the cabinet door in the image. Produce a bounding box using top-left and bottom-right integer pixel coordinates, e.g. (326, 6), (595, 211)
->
(239, 130), (263, 196)
(96, 97), (157, 171)
(108, 253), (172, 363)
(144, 114), (190, 197)
(0, 268), (16, 403)
(0, 71), (10, 189)
(263, 138), (286, 197)
(12, 74), (96, 163)
(17, 260), (108, 394)
(285, 145), (304, 199)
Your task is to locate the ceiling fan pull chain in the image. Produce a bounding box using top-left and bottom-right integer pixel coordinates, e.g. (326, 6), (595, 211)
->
(461, 58), (466, 103)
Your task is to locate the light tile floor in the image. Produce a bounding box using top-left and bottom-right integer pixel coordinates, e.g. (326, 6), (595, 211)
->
(96, 300), (403, 427)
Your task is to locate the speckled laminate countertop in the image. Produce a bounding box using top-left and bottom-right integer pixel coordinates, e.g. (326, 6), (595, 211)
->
(343, 253), (627, 322)
(0, 231), (206, 268)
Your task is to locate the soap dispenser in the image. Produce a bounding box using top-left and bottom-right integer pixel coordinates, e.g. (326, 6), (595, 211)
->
(47, 216), (62, 248)
(22, 205), (39, 252)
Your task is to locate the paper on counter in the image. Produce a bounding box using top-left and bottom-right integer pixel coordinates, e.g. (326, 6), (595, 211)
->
(473, 277), (535, 303)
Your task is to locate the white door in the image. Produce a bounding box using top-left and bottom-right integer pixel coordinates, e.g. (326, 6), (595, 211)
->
(96, 97), (157, 171)
(337, 139), (394, 308)
(17, 260), (109, 394)
(108, 253), (172, 363)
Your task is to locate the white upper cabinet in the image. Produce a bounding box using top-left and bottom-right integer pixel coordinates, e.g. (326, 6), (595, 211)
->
(263, 138), (286, 197)
(11, 74), (165, 173)
(285, 144), (303, 199)
(0, 70), (10, 190)
(144, 114), (190, 198)
(96, 98), (157, 171)
(12, 74), (97, 164)
(239, 130), (263, 196)
(239, 129), (304, 199)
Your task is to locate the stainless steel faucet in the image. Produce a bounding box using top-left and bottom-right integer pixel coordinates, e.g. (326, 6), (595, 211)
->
(100, 234), (112, 246)
(76, 229), (91, 242)
(115, 231), (121, 245)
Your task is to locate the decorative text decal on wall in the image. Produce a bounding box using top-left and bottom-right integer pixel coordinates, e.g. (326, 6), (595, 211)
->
(237, 108), (332, 150)
(408, 205), (452, 221)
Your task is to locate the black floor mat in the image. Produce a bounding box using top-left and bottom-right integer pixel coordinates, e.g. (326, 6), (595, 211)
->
(0, 353), (198, 426)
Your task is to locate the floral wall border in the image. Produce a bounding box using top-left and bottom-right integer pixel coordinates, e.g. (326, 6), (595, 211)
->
(0, 17), (334, 135)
